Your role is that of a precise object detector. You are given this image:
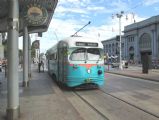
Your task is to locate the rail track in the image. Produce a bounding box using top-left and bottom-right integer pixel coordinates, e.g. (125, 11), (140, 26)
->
(61, 83), (159, 120)
(99, 89), (159, 119)
(73, 91), (109, 120)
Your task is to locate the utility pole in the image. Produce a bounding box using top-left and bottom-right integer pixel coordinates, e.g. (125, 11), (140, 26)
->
(112, 11), (124, 70)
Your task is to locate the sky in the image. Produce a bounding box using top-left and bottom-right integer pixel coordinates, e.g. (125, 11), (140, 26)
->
(20, 0), (159, 53)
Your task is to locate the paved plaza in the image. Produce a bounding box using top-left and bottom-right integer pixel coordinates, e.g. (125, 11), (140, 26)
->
(0, 64), (159, 120)
(0, 65), (83, 120)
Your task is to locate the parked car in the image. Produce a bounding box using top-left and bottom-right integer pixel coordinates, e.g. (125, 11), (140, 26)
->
(152, 61), (159, 69)
(111, 62), (120, 68)
(122, 60), (128, 68)
(104, 61), (112, 65)
(111, 60), (128, 68)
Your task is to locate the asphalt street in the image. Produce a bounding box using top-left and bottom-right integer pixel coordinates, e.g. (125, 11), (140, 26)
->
(63, 72), (159, 120)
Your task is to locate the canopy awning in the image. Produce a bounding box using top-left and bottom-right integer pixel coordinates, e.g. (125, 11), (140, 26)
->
(0, 0), (58, 35)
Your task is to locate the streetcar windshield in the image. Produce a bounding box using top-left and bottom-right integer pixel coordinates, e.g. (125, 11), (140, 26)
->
(87, 48), (101, 61)
(70, 48), (101, 61)
(70, 48), (86, 61)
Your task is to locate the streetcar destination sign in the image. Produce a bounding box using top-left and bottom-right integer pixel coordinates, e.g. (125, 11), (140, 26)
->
(76, 42), (98, 47)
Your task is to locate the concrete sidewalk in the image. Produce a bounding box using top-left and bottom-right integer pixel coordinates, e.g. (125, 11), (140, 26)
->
(106, 68), (159, 82)
(0, 65), (83, 120)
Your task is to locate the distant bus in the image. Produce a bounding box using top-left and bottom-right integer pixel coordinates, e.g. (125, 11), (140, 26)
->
(46, 36), (105, 88)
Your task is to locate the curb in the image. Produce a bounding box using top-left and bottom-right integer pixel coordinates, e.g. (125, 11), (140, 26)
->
(106, 71), (159, 82)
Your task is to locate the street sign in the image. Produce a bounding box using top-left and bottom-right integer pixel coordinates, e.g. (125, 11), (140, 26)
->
(32, 40), (40, 49)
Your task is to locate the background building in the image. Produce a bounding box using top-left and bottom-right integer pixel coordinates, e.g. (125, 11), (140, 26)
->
(124, 15), (159, 66)
(0, 33), (4, 60)
(102, 36), (126, 62)
(102, 15), (159, 67)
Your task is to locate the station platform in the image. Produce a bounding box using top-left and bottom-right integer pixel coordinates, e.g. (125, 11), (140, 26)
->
(0, 65), (83, 120)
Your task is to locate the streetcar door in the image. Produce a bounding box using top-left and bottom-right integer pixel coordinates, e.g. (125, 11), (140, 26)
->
(58, 42), (67, 82)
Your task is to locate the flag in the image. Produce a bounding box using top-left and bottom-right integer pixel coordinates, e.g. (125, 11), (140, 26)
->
(112, 27), (114, 32)
(98, 33), (100, 37)
(32, 40), (40, 49)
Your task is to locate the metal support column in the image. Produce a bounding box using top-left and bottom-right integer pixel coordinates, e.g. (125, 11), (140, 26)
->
(115, 11), (124, 70)
(23, 26), (29, 87)
(28, 35), (31, 79)
(7, 0), (20, 119)
(119, 15), (123, 69)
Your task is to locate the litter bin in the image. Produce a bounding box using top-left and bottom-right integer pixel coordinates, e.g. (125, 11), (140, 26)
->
(141, 52), (149, 74)
(125, 62), (128, 68)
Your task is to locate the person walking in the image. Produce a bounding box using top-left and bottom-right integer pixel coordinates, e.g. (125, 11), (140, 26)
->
(41, 60), (44, 72)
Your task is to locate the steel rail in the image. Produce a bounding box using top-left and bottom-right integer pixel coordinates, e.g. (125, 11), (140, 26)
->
(73, 91), (109, 120)
(99, 89), (159, 119)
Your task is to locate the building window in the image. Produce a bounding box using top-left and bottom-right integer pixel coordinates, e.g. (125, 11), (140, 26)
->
(116, 43), (118, 47)
(139, 33), (151, 50)
(122, 43), (124, 48)
(128, 36), (134, 43)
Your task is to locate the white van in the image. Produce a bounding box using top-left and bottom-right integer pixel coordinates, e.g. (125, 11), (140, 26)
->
(122, 60), (128, 68)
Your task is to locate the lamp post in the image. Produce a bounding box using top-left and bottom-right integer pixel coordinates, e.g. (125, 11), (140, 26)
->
(53, 30), (59, 42)
(113, 11), (124, 70)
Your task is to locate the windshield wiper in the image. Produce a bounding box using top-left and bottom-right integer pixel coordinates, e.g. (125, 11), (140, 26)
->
(96, 56), (102, 63)
(85, 59), (87, 63)
(96, 58), (100, 63)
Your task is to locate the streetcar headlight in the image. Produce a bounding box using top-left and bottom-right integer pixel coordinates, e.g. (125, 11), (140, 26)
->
(87, 69), (91, 73)
(98, 70), (102, 75)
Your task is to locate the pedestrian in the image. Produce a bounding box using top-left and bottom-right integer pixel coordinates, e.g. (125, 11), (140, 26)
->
(41, 60), (44, 72)
(38, 62), (41, 73)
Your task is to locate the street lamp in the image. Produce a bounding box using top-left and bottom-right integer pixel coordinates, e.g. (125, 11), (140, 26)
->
(113, 11), (124, 70)
(53, 30), (59, 42)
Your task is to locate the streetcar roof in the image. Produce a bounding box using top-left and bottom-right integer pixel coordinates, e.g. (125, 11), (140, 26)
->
(46, 36), (103, 55)
(46, 43), (58, 55)
(62, 36), (103, 48)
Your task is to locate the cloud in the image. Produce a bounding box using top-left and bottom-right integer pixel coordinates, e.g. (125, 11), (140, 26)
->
(48, 13), (146, 39)
(143, 0), (159, 6)
(154, 6), (159, 11)
(57, 0), (118, 15)
(109, 0), (130, 12)
(18, 0), (149, 53)
(18, 14), (146, 54)
(34, 13), (146, 53)
(56, 6), (88, 14)
(86, 6), (105, 11)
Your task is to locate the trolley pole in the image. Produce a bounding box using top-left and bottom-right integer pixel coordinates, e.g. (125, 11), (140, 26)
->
(7, 0), (20, 119)
(72, 21), (91, 36)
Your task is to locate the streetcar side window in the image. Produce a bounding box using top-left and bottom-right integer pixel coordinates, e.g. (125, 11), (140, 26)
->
(70, 48), (86, 61)
(87, 48), (101, 61)
(50, 53), (57, 60)
(54, 53), (57, 60)
(50, 54), (54, 60)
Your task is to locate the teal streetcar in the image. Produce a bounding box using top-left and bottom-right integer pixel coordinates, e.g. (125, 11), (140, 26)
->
(46, 36), (105, 88)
